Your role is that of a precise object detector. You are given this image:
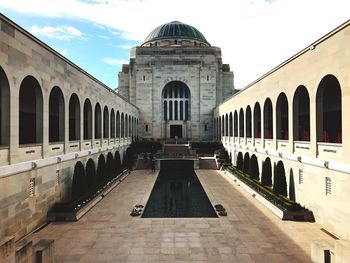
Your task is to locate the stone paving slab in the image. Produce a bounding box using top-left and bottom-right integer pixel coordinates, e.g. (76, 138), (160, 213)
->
(30, 169), (335, 262)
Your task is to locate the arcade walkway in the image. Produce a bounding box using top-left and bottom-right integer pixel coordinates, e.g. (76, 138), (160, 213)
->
(31, 170), (333, 262)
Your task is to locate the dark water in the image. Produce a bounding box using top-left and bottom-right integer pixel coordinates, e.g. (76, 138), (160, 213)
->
(142, 160), (217, 218)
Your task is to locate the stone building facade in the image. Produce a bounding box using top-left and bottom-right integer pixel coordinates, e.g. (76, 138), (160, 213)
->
(0, 14), (138, 244)
(214, 20), (350, 259)
(118, 21), (234, 140)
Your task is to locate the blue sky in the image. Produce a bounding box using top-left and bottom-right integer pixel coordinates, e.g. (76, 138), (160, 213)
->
(1, 0), (349, 90)
(2, 9), (139, 90)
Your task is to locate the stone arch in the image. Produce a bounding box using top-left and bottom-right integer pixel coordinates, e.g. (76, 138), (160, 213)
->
(116, 110), (120, 138)
(110, 109), (115, 139)
(221, 115), (224, 137)
(249, 154), (259, 180)
(49, 86), (65, 142)
(239, 108), (244, 138)
(293, 85), (310, 141)
(125, 114), (128, 137)
(229, 112), (233, 137)
(95, 103), (102, 139)
(234, 111), (238, 137)
(218, 116), (221, 140)
(85, 158), (96, 191)
(261, 157), (272, 186)
(83, 99), (92, 140)
(243, 152), (250, 173)
(19, 75), (43, 144)
(276, 93), (289, 140)
(103, 106), (109, 139)
(264, 98), (273, 139)
(121, 112), (124, 138)
(246, 106), (252, 138)
(162, 81), (191, 121)
(71, 161), (86, 199)
(69, 93), (80, 141)
(236, 152), (243, 171)
(0, 66), (10, 146)
(273, 161), (287, 196)
(254, 102), (261, 138)
(316, 74), (342, 143)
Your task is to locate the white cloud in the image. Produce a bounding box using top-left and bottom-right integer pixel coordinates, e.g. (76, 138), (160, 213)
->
(29, 25), (84, 40)
(102, 57), (128, 67)
(2, 0), (349, 88)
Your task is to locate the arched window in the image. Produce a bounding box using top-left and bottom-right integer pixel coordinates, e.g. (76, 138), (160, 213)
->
(49, 86), (64, 143)
(276, 93), (288, 140)
(129, 115), (131, 137)
(94, 103), (101, 139)
(246, 106), (252, 138)
(264, 98), (273, 139)
(229, 112), (233, 137)
(162, 81), (190, 121)
(293, 86), (310, 141)
(218, 116), (221, 139)
(225, 113), (228, 136)
(125, 114), (128, 137)
(221, 116), (224, 137)
(69, 93), (80, 141)
(0, 67), (10, 146)
(19, 76), (43, 144)
(116, 111), (120, 138)
(239, 108), (244, 138)
(254, 103), (261, 138)
(103, 106), (109, 139)
(83, 99), (92, 140)
(121, 113), (124, 138)
(316, 75), (342, 143)
(110, 109), (115, 139)
(234, 111), (238, 137)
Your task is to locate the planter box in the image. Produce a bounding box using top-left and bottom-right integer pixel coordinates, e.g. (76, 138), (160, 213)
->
(225, 170), (314, 222)
(48, 171), (129, 221)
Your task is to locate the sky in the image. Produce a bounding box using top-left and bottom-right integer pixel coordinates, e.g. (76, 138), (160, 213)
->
(0, 0), (349, 91)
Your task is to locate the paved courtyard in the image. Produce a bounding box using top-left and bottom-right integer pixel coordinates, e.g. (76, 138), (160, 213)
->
(31, 169), (334, 262)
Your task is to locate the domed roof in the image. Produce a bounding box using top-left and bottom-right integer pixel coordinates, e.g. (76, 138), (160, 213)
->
(143, 21), (210, 45)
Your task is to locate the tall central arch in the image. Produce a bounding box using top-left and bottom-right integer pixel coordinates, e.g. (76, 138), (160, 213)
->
(162, 81), (191, 139)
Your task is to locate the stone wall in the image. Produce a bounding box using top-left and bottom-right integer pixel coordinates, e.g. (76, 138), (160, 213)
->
(0, 14), (137, 242)
(215, 20), (350, 242)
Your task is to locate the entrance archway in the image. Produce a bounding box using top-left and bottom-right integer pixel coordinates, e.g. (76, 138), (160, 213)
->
(162, 81), (190, 139)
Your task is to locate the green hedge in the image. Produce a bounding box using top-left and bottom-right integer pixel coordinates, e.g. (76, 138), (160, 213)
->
(191, 141), (223, 154)
(226, 166), (304, 212)
(131, 140), (161, 154)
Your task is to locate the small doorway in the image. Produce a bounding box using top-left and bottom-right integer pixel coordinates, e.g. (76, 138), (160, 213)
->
(170, 125), (182, 138)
